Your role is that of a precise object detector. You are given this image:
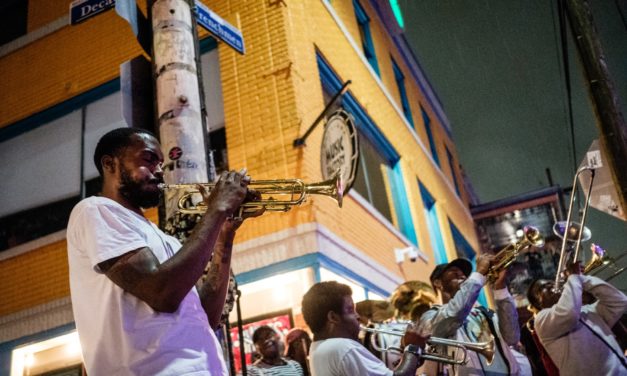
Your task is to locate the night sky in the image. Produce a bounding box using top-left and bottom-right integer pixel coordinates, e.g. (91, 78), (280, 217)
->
(400, 0), (627, 255)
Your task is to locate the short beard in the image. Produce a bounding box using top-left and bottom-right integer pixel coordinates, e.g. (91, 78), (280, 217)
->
(119, 167), (162, 209)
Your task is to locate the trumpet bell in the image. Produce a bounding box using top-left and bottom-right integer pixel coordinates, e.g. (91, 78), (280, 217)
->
(486, 225), (544, 283)
(583, 243), (611, 274)
(553, 221), (591, 243)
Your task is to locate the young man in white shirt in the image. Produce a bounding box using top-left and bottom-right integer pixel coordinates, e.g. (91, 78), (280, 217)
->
(302, 281), (427, 376)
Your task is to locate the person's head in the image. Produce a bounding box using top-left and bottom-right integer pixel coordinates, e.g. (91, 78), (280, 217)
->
(284, 328), (312, 359)
(301, 281), (360, 340)
(252, 326), (283, 362)
(526, 278), (561, 311)
(94, 127), (164, 209)
(429, 258), (472, 301)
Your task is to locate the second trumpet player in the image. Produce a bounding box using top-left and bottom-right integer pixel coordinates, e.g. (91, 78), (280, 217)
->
(418, 255), (529, 375)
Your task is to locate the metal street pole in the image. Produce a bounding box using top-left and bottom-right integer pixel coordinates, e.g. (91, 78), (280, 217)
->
(150, 0), (213, 238)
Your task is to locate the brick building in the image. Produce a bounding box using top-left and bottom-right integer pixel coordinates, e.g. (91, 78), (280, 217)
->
(0, 0), (479, 373)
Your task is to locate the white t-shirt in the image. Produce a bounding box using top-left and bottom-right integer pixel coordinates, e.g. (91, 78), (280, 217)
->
(309, 338), (392, 376)
(67, 196), (227, 376)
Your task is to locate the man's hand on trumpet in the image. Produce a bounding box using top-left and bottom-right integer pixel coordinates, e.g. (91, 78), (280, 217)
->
(400, 320), (428, 350)
(197, 169), (250, 218)
(475, 253), (494, 276)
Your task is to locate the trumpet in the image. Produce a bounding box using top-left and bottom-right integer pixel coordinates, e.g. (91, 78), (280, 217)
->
(159, 171), (344, 215)
(486, 225), (545, 283)
(360, 325), (495, 366)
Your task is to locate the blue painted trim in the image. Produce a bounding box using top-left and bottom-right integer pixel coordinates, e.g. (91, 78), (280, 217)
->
(234, 253), (391, 298)
(235, 253), (320, 285)
(388, 164), (417, 245)
(0, 322), (76, 352)
(0, 79), (120, 143)
(316, 53), (399, 165)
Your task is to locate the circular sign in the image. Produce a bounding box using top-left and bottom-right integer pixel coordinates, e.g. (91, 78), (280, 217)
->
(320, 110), (359, 194)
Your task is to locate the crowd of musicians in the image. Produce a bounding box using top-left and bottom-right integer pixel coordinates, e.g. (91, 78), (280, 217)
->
(66, 128), (627, 375)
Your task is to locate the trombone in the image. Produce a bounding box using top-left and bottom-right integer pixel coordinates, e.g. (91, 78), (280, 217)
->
(360, 325), (495, 366)
(553, 166), (596, 292)
(159, 171), (344, 215)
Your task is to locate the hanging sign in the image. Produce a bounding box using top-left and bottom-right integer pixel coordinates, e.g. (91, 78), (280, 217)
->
(320, 110), (359, 194)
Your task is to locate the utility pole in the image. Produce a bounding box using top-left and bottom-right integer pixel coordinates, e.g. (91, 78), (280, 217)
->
(564, 0), (627, 214)
(150, 0), (212, 239)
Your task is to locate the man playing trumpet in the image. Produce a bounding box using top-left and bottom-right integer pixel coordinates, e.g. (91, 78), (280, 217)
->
(418, 255), (526, 375)
(67, 128), (262, 375)
(527, 261), (627, 375)
(302, 281), (428, 376)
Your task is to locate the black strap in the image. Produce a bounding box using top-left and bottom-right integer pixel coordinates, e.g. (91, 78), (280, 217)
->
(476, 306), (512, 375)
(579, 318), (627, 369)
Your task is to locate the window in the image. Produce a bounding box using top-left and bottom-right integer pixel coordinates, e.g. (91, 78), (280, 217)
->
(446, 147), (461, 196)
(352, 134), (394, 223)
(449, 221), (486, 305)
(391, 58), (413, 127)
(421, 105), (440, 167)
(419, 181), (447, 264)
(317, 53), (417, 241)
(353, 0), (380, 75)
(0, 0), (28, 46)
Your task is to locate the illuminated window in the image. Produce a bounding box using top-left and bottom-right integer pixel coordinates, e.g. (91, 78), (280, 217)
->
(231, 268), (315, 322)
(320, 268), (367, 303)
(11, 331), (84, 376)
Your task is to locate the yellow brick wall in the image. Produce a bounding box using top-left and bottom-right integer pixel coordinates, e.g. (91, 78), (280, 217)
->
(0, 11), (143, 128)
(0, 240), (69, 315)
(0, 0), (478, 319)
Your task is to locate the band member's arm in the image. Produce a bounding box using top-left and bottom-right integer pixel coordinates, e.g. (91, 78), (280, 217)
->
(98, 170), (248, 313)
(419, 274), (484, 337)
(197, 220), (237, 329)
(535, 274), (584, 340)
(493, 270), (520, 345)
(198, 193), (264, 329)
(393, 323), (427, 376)
(581, 274), (627, 327)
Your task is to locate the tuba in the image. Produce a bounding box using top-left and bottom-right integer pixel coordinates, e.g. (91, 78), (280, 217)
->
(486, 225), (545, 283)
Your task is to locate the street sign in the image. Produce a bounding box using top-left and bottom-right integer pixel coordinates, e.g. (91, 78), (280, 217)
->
(195, 1), (245, 55)
(70, 0), (115, 25)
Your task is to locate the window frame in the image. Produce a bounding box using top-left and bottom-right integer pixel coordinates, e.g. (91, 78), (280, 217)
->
(353, 0), (380, 76)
